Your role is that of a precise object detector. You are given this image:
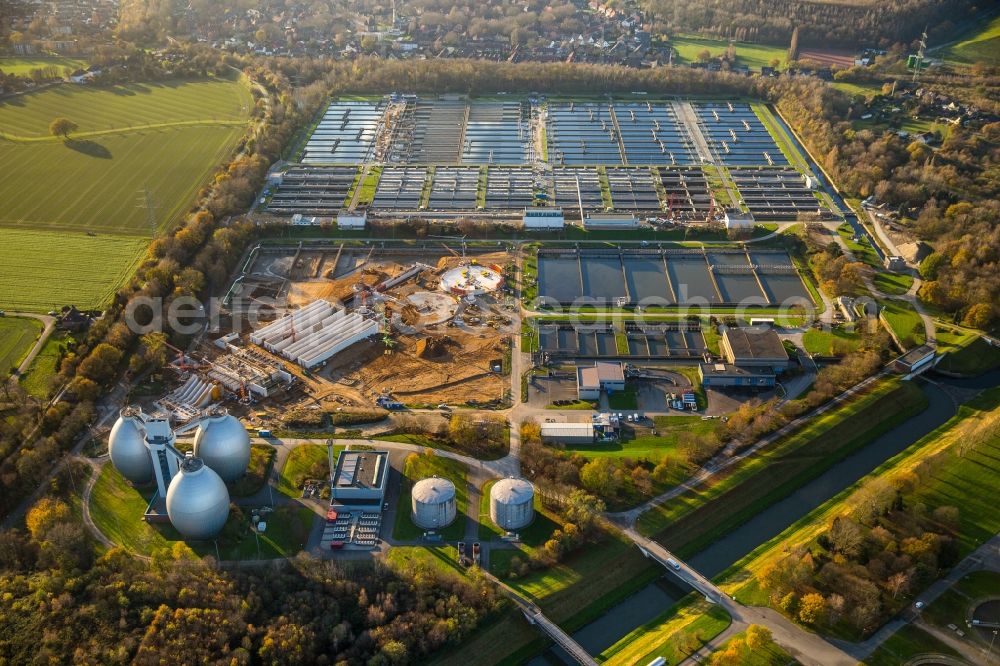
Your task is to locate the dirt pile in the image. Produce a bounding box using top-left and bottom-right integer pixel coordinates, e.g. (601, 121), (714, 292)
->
(415, 336), (452, 359)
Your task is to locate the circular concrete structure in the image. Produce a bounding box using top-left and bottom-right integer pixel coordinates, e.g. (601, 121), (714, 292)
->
(166, 457), (230, 540)
(490, 478), (534, 531)
(440, 263), (504, 296)
(411, 476), (457, 529)
(405, 291), (459, 326)
(108, 406), (154, 485)
(193, 407), (251, 483)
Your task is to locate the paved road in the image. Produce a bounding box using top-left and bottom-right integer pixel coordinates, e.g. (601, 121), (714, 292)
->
(6, 311), (56, 375)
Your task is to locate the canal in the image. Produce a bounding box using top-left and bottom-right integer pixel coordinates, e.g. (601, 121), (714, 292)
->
(530, 371), (1000, 664)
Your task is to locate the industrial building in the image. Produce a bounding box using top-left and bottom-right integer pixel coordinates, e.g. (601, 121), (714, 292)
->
(330, 450), (389, 507)
(411, 477), (457, 529)
(723, 210), (755, 229)
(698, 362), (778, 388)
(250, 299), (379, 370)
(893, 344), (936, 375)
(540, 422), (596, 444)
(576, 361), (626, 399)
(337, 210), (367, 229)
(523, 207), (565, 229)
(490, 478), (535, 531)
(583, 212), (639, 229)
(107, 406), (252, 539)
(720, 328), (789, 371)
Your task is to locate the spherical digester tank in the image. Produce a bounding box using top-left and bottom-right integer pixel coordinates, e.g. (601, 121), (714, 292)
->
(411, 476), (457, 529)
(490, 477), (534, 531)
(165, 457), (230, 539)
(192, 407), (251, 482)
(108, 406), (154, 484)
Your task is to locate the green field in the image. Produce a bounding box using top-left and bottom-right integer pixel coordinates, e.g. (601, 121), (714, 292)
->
(600, 596), (731, 665)
(0, 56), (88, 77)
(0, 316), (42, 373)
(802, 327), (861, 356)
(0, 79), (250, 138)
(939, 14), (1000, 65)
(0, 77), (251, 312)
(872, 271), (913, 295)
(0, 229), (150, 312)
(935, 329), (1000, 375)
(19, 330), (73, 397)
(277, 444), (342, 498)
(830, 80), (885, 99)
(878, 299), (926, 349)
(668, 35), (786, 70)
(90, 464), (313, 559)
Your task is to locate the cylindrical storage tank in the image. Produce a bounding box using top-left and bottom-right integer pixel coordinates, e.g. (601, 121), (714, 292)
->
(490, 478), (534, 531)
(192, 407), (251, 482)
(108, 407), (153, 484)
(166, 457), (230, 540)
(411, 477), (457, 529)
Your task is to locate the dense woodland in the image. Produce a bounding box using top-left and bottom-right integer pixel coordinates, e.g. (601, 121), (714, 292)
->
(0, 466), (501, 664)
(641, 0), (981, 46)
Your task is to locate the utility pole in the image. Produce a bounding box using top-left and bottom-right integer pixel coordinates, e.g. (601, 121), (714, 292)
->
(911, 27), (928, 84)
(136, 186), (159, 239)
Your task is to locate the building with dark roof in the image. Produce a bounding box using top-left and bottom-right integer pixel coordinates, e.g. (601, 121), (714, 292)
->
(721, 328), (789, 371)
(331, 450), (389, 506)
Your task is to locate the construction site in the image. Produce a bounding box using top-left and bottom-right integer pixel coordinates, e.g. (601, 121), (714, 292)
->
(204, 242), (517, 414)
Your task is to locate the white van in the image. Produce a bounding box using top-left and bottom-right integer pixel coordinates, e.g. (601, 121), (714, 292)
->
(666, 558), (681, 570)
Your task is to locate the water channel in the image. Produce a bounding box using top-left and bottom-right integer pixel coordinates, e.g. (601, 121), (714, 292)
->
(529, 371), (1000, 665)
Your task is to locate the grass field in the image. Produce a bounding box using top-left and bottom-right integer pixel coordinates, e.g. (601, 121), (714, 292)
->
(939, 14), (1000, 65)
(878, 299), (926, 349)
(872, 271), (913, 295)
(0, 79), (250, 138)
(0, 56), (88, 77)
(18, 330), (73, 397)
(668, 35), (786, 70)
(637, 379), (926, 552)
(802, 327), (861, 356)
(600, 596), (731, 665)
(392, 452), (469, 541)
(935, 328), (1000, 375)
(90, 464), (313, 559)
(0, 316), (42, 373)
(923, 571), (1000, 630)
(277, 444), (341, 498)
(0, 77), (251, 312)
(0, 229), (150, 312)
(830, 80), (885, 99)
(864, 624), (962, 665)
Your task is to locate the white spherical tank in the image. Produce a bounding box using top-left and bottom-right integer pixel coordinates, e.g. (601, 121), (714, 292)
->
(411, 476), (457, 529)
(108, 407), (153, 484)
(166, 457), (230, 539)
(192, 407), (251, 482)
(490, 478), (534, 531)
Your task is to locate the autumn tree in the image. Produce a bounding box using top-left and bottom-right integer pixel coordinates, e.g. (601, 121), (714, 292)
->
(49, 117), (78, 139)
(25, 497), (70, 540)
(798, 593), (827, 625)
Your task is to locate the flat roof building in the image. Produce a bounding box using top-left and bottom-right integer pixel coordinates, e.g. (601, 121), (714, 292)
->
(331, 450), (389, 506)
(523, 207), (565, 229)
(893, 344), (936, 375)
(540, 422), (596, 445)
(721, 328), (789, 371)
(699, 362), (776, 388)
(576, 361), (626, 399)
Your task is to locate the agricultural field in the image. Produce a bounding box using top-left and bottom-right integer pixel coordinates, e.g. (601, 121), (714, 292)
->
(0, 56), (88, 77)
(667, 35), (786, 70)
(0, 316), (42, 373)
(0, 230), (149, 312)
(0, 76), (252, 312)
(0, 78), (250, 138)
